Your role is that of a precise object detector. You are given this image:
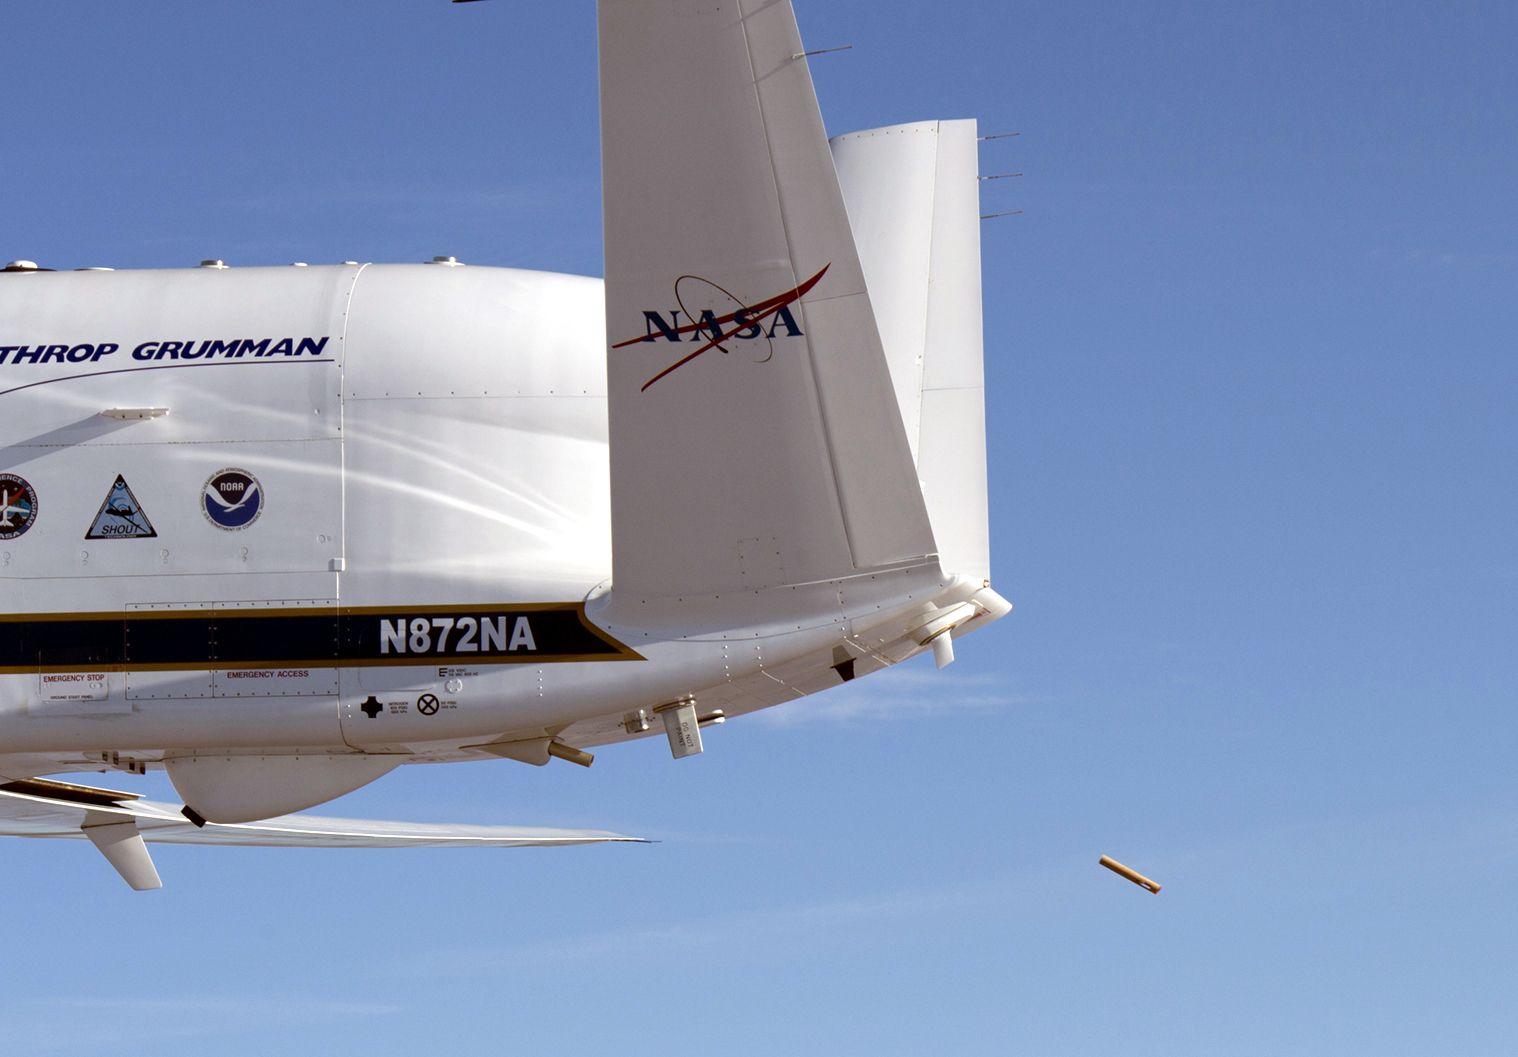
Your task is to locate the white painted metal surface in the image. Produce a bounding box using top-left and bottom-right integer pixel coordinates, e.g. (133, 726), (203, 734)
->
(0, 0), (1010, 887)
(600, 0), (936, 602)
(834, 119), (993, 585)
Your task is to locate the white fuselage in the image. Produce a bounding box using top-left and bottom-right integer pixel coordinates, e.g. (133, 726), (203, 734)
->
(0, 2), (1009, 865)
(0, 263), (985, 778)
(2, 262), (610, 757)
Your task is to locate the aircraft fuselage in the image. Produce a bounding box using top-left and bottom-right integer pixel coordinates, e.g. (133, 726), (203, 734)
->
(0, 262), (985, 780)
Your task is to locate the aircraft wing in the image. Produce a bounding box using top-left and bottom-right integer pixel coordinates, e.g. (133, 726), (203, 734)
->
(0, 780), (643, 891)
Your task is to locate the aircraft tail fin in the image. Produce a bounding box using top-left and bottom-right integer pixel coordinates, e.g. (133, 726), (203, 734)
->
(831, 120), (991, 585)
(599, 0), (937, 600)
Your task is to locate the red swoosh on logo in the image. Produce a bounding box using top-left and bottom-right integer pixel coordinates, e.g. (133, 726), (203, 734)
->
(612, 264), (830, 391)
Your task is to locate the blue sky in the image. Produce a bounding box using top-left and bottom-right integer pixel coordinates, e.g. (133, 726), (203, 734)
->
(4, 2), (1516, 1054)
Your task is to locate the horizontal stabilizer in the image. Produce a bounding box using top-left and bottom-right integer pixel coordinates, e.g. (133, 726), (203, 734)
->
(0, 785), (642, 889)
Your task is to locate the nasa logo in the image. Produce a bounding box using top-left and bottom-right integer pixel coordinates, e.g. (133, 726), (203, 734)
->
(0, 473), (37, 540)
(202, 468), (263, 531)
(612, 263), (830, 391)
(86, 475), (158, 540)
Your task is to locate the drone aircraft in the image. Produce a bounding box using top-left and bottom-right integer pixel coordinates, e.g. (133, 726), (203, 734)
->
(0, 0), (1008, 888)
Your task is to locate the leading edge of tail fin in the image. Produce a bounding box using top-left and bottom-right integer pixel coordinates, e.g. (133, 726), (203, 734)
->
(599, 0), (936, 600)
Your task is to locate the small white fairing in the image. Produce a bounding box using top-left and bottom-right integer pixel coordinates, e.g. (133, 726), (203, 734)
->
(165, 753), (407, 824)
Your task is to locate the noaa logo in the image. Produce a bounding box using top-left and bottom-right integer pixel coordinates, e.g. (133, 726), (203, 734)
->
(202, 468), (263, 530)
(0, 473), (37, 540)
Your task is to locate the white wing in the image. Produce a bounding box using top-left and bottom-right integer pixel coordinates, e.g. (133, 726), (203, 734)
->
(0, 781), (642, 891)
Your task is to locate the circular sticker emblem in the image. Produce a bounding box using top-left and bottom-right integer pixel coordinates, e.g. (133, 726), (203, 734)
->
(202, 468), (263, 530)
(0, 473), (38, 540)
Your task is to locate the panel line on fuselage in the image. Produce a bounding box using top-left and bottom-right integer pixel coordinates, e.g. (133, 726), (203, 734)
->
(0, 356), (337, 400)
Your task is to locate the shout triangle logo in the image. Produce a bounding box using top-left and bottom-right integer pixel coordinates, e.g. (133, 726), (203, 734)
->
(86, 475), (158, 539)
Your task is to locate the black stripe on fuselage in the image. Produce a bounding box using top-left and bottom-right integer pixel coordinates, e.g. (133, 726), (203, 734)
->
(0, 603), (641, 674)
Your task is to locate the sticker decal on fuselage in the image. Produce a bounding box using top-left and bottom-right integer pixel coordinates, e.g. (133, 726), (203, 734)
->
(0, 473), (38, 540)
(86, 475), (157, 540)
(202, 469), (262, 530)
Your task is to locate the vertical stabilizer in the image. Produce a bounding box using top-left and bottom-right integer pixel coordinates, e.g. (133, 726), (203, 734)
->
(832, 120), (991, 584)
(599, 0), (937, 601)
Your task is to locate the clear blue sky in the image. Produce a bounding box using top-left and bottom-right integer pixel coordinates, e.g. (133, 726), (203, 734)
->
(4, 2), (1516, 1054)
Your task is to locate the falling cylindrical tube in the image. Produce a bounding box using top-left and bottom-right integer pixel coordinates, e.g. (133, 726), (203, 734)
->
(1099, 855), (1161, 894)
